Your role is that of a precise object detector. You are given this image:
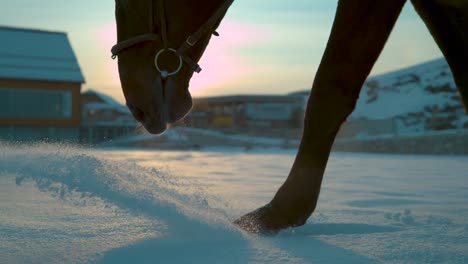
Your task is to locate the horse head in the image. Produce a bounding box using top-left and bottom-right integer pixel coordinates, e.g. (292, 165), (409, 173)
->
(113, 0), (230, 134)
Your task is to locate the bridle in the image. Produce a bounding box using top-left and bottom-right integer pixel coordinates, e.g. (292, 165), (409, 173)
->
(111, 0), (234, 79)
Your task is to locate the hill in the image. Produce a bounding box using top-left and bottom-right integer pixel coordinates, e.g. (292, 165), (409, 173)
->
(351, 58), (467, 133)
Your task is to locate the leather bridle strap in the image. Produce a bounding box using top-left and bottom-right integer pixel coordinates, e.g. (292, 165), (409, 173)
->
(111, 0), (234, 76)
(111, 34), (160, 59)
(176, 0), (234, 56)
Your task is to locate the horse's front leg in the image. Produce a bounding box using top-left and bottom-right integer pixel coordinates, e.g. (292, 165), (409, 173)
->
(234, 0), (407, 234)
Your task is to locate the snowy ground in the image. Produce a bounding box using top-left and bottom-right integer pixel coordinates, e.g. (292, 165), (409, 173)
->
(1, 143), (467, 263)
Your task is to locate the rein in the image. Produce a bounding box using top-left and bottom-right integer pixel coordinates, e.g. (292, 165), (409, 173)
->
(111, 0), (234, 79)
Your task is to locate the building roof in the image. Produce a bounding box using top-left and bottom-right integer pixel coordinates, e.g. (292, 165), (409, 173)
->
(82, 89), (130, 114)
(288, 90), (310, 97)
(0, 26), (85, 83)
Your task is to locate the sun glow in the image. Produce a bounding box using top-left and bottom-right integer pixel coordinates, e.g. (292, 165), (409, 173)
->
(96, 23), (120, 86)
(188, 21), (273, 95)
(94, 21), (273, 97)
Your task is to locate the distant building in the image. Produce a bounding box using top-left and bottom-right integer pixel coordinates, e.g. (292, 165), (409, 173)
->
(0, 26), (85, 142)
(80, 90), (137, 145)
(338, 118), (396, 138)
(187, 95), (304, 131)
(288, 90), (310, 109)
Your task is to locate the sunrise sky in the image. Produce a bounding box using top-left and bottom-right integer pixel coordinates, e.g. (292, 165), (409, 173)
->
(1, 1), (443, 103)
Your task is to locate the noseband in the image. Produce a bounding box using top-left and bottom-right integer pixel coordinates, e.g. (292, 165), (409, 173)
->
(111, 0), (234, 79)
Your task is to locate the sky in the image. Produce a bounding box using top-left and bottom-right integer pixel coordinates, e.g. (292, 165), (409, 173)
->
(1, 0), (443, 104)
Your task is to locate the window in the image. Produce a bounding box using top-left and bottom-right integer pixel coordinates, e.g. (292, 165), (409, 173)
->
(0, 88), (72, 119)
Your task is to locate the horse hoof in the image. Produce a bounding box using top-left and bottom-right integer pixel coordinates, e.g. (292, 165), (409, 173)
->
(233, 204), (289, 235)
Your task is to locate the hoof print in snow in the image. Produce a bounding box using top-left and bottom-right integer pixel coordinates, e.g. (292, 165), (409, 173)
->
(385, 209), (416, 225)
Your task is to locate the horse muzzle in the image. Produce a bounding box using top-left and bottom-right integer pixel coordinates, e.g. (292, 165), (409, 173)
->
(126, 76), (192, 135)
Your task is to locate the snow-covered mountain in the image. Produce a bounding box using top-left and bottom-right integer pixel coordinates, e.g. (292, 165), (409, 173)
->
(350, 58), (467, 132)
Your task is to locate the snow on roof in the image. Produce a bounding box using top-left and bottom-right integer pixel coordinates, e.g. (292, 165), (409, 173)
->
(0, 26), (85, 83)
(83, 89), (130, 114)
(83, 89), (124, 107)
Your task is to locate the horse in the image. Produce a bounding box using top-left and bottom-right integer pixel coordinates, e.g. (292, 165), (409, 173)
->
(112, 0), (468, 234)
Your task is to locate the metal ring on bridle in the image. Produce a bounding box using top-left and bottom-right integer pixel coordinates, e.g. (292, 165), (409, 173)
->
(154, 48), (183, 78)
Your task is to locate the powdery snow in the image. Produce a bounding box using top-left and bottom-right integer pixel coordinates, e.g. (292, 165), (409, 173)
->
(1, 143), (467, 263)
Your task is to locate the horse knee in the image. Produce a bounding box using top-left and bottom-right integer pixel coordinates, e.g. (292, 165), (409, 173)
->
(309, 62), (366, 120)
(307, 89), (358, 121)
(334, 95), (358, 118)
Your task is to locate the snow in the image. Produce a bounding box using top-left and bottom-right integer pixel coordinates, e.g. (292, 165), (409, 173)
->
(83, 89), (131, 114)
(1, 142), (467, 263)
(180, 127), (299, 146)
(351, 58), (460, 120)
(84, 102), (130, 115)
(104, 127), (300, 149)
(84, 89), (127, 110)
(102, 129), (190, 146)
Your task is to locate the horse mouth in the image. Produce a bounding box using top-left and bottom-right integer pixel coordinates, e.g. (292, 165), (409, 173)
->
(128, 99), (191, 135)
(143, 121), (168, 134)
(128, 103), (169, 134)
(125, 75), (193, 135)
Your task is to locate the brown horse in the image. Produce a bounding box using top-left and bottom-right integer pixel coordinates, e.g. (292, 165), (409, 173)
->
(113, 0), (468, 233)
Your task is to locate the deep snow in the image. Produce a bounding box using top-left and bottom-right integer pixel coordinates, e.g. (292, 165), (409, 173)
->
(1, 143), (467, 263)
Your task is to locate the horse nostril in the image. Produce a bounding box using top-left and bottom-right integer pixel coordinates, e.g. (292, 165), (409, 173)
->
(127, 104), (145, 122)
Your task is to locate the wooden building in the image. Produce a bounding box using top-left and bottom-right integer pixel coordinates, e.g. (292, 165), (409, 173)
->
(0, 26), (85, 142)
(80, 90), (137, 145)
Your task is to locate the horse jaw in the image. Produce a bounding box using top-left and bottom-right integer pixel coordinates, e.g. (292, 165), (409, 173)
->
(114, 0), (226, 134)
(162, 76), (193, 125)
(120, 59), (193, 135)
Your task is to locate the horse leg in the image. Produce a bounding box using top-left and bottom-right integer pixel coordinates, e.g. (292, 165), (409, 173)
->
(410, 0), (468, 112)
(234, 0), (407, 234)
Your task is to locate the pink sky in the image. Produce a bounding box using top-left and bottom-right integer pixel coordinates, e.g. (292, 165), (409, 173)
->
(95, 21), (274, 99)
(1, 1), (445, 104)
